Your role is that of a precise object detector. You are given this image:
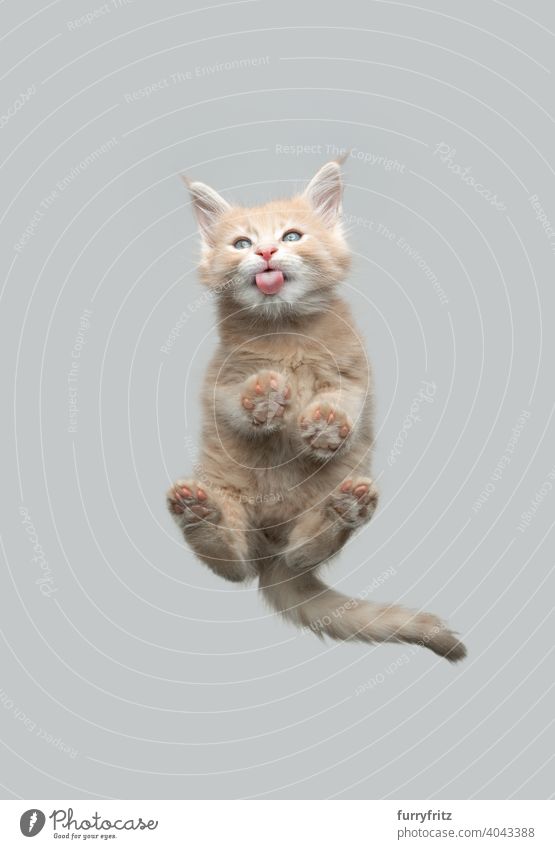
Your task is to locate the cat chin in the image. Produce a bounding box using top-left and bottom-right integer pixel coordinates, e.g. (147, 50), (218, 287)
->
(248, 301), (325, 321)
(241, 294), (330, 321)
(228, 274), (328, 318)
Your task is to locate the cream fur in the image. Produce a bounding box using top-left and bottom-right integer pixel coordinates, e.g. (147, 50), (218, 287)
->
(167, 161), (466, 662)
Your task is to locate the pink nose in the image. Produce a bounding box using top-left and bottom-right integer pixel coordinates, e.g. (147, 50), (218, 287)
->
(256, 245), (278, 262)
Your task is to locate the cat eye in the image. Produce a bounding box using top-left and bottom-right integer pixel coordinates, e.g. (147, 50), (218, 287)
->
(233, 237), (252, 249)
(282, 230), (302, 242)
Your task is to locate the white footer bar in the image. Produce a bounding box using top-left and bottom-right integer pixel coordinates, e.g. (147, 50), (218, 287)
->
(1, 800), (553, 846)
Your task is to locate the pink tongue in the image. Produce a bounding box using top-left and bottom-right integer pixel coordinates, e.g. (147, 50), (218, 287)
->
(255, 270), (284, 295)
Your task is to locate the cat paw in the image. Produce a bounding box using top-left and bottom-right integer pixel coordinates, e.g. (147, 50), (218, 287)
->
(241, 370), (290, 430)
(167, 480), (220, 528)
(299, 400), (352, 458)
(330, 478), (378, 527)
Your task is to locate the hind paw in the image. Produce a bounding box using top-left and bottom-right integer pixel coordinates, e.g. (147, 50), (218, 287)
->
(330, 478), (378, 527)
(167, 479), (220, 528)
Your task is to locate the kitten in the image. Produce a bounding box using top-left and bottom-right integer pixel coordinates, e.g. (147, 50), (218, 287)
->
(167, 160), (466, 662)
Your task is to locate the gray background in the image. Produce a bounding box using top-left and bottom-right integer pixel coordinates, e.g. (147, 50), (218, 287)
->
(1, 0), (554, 800)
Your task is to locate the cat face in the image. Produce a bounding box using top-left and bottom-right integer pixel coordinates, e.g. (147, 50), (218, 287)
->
(185, 161), (351, 319)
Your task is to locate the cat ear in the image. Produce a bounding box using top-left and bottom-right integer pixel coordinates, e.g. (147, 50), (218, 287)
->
(181, 176), (230, 244)
(303, 160), (344, 226)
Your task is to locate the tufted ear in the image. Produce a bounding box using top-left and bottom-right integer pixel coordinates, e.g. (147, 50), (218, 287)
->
(303, 160), (344, 226)
(181, 175), (230, 245)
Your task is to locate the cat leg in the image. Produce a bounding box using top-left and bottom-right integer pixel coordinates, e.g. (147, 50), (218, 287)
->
(261, 484), (465, 663)
(298, 389), (367, 460)
(284, 477), (378, 571)
(167, 479), (255, 582)
(217, 370), (291, 435)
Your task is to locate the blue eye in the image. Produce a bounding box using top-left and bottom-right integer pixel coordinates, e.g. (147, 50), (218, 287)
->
(233, 237), (252, 249)
(283, 230), (302, 242)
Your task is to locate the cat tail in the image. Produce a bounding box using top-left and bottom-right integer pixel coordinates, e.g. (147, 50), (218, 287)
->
(259, 561), (466, 662)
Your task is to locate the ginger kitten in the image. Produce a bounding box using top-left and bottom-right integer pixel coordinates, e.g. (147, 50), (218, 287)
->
(167, 160), (466, 662)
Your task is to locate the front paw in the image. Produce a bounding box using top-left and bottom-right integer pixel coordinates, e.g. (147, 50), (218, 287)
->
(240, 370), (290, 430)
(299, 400), (352, 458)
(167, 479), (220, 529)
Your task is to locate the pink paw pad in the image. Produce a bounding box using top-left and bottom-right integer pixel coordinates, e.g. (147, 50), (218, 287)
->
(241, 371), (290, 427)
(167, 480), (217, 525)
(332, 478), (378, 526)
(300, 401), (352, 455)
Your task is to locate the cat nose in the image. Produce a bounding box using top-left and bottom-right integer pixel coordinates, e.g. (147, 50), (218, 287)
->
(256, 245), (278, 262)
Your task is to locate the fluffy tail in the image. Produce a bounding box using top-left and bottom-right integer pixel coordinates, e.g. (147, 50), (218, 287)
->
(259, 562), (466, 662)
